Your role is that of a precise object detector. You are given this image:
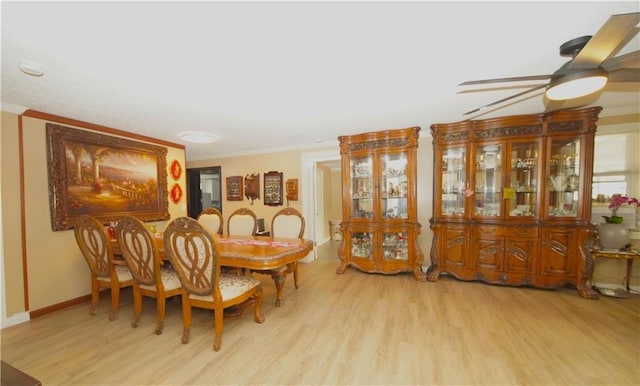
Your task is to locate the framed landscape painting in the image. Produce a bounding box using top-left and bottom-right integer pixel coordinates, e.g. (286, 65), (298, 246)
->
(46, 123), (169, 231)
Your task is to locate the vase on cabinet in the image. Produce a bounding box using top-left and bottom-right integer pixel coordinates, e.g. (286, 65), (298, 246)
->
(596, 223), (629, 250)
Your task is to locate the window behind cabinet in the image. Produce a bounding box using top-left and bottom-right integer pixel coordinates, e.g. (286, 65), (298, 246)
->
(591, 130), (638, 226)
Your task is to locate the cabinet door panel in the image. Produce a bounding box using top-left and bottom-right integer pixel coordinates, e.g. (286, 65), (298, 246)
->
(382, 232), (409, 261)
(442, 225), (469, 268)
(507, 140), (540, 218)
(475, 238), (503, 270)
(381, 152), (409, 219)
(347, 230), (374, 260)
(546, 136), (581, 219)
(349, 155), (374, 219)
(439, 145), (467, 217)
(540, 229), (576, 275)
(473, 142), (503, 218)
(505, 238), (537, 272)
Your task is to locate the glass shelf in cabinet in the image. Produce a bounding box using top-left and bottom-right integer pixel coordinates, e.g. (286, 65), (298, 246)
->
(442, 208), (465, 216)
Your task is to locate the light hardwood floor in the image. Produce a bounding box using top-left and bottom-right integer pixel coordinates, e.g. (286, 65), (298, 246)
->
(2, 240), (639, 385)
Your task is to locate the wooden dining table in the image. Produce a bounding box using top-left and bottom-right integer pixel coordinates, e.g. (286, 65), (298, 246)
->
(113, 234), (313, 307)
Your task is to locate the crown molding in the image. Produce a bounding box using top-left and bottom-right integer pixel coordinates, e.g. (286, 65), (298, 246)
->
(1, 103), (28, 115)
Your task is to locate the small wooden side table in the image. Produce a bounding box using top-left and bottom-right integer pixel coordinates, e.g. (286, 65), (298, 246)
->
(590, 249), (640, 294)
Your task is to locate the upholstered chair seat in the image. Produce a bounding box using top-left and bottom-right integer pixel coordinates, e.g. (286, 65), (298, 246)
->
(73, 214), (135, 321)
(139, 268), (182, 292)
(190, 273), (261, 302)
(116, 216), (182, 334)
(163, 216), (265, 351)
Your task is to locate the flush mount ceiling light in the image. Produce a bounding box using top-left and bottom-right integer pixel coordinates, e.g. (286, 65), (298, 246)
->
(179, 131), (218, 144)
(19, 60), (44, 77)
(545, 67), (608, 100)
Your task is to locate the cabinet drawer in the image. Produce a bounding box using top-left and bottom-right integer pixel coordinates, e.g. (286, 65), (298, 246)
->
(506, 227), (538, 237)
(475, 226), (538, 238)
(476, 226), (506, 237)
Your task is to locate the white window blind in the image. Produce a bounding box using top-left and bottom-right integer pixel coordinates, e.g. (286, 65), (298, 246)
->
(592, 131), (638, 199)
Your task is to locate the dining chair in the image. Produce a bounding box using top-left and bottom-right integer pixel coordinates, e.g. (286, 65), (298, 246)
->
(115, 216), (182, 334)
(227, 207), (257, 236)
(163, 216), (265, 351)
(270, 207), (305, 288)
(73, 214), (135, 321)
(197, 207), (223, 235)
(252, 207), (306, 306)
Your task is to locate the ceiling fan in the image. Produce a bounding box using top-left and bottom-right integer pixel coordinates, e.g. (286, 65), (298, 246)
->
(460, 12), (640, 116)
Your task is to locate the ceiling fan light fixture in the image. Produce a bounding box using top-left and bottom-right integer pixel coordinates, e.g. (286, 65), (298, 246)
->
(179, 131), (218, 144)
(545, 68), (608, 100)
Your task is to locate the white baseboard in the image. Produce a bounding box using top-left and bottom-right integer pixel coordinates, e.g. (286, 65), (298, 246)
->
(316, 238), (331, 246)
(1, 311), (30, 329)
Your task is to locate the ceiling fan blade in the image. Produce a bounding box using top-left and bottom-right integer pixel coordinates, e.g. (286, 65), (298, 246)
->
(459, 75), (551, 86)
(607, 68), (640, 83)
(463, 84), (547, 115)
(602, 50), (640, 72)
(569, 12), (640, 70)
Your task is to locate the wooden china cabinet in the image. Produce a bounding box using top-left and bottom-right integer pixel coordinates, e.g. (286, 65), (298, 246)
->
(336, 127), (426, 281)
(427, 107), (602, 298)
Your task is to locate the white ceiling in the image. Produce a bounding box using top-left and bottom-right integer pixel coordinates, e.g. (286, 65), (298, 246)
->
(2, 1), (639, 161)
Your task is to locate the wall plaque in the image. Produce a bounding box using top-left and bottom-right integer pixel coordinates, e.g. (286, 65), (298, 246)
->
(226, 176), (243, 201)
(244, 173), (260, 204)
(264, 171), (283, 206)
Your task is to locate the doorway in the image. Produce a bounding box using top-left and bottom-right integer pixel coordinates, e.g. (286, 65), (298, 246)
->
(186, 166), (222, 218)
(301, 149), (341, 261)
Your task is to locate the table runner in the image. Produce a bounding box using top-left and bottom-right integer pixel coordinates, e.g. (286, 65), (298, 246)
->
(217, 238), (304, 248)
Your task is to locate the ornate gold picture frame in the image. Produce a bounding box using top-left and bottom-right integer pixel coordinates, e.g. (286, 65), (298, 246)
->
(46, 123), (169, 231)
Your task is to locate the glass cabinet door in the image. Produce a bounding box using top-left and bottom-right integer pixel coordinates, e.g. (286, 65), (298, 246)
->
(349, 231), (373, 259)
(381, 152), (408, 219)
(441, 146), (466, 217)
(350, 156), (374, 219)
(474, 143), (503, 217)
(382, 232), (409, 261)
(548, 137), (580, 217)
(507, 141), (538, 217)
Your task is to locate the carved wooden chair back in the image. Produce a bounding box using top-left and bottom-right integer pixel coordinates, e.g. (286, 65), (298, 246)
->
(252, 207), (306, 304)
(197, 207), (223, 235)
(115, 216), (181, 334)
(271, 207), (305, 239)
(163, 216), (265, 351)
(227, 207), (257, 236)
(73, 214), (134, 321)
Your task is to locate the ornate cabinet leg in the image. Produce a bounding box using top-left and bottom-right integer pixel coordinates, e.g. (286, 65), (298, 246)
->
(577, 243), (599, 299)
(426, 231), (440, 282)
